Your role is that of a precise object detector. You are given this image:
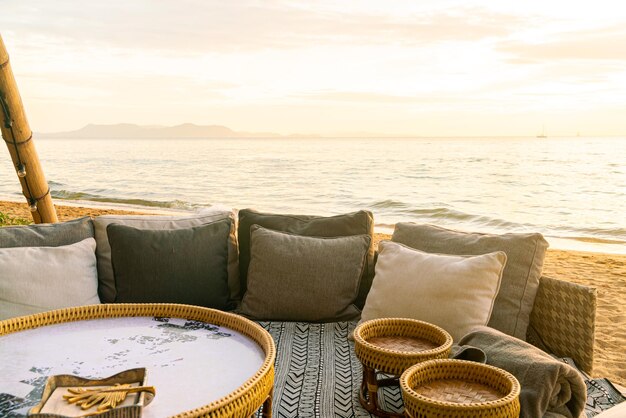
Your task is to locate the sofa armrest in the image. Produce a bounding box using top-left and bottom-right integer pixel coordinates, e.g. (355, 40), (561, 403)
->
(527, 275), (596, 374)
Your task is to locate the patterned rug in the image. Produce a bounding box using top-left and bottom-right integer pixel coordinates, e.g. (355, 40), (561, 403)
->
(257, 321), (625, 418)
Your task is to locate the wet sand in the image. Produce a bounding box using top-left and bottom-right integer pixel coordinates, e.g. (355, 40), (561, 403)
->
(0, 200), (154, 221)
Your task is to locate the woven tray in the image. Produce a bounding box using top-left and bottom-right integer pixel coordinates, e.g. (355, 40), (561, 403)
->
(0, 303), (275, 418)
(400, 359), (520, 418)
(354, 318), (453, 376)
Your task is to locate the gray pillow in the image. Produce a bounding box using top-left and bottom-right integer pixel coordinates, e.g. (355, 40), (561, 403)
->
(94, 211), (238, 303)
(238, 209), (374, 308)
(107, 219), (231, 310)
(0, 216), (94, 248)
(392, 223), (549, 340)
(239, 225), (370, 322)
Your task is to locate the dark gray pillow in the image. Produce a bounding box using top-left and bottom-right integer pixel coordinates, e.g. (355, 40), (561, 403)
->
(238, 209), (374, 307)
(93, 211), (238, 304)
(239, 225), (370, 321)
(107, 219), (231, 310)
(392, 223), (548, 340)
(0, 216), (94, 248)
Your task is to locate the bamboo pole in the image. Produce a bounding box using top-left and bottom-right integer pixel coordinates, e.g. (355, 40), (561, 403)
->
(0, 34), (57, 223)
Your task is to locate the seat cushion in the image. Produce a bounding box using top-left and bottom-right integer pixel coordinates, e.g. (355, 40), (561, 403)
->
(239, 226), (369, 321)
(256, 321), (623, 418)
(107, 220), (231, 309)
(238, 209), (374, 307)
(392, 223), (548, 340)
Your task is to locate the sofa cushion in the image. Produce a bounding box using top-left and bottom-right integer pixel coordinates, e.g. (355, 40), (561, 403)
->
(361, 241), (506, 341)
(107, 220), (231, 309)
(94, 210), (238, 303)
(239, 226), (369, 321)
(392, 223), (549, 340)
(0, 216), (93, 248)
(258, 321), (621, 418)
(238, 209), (374, 307)
(0, 238), (100, 320)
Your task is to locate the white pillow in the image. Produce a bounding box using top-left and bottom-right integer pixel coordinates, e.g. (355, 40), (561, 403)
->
(361, 241), (507, 341)
(0, 238), (100, 320)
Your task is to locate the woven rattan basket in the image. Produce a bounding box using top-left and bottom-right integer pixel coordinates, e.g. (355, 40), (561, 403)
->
(0, 303), (276, 418)
(354, 318), (453, 376)
(400, 359), (520, 418)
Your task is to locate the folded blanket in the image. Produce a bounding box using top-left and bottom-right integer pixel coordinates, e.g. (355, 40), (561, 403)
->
(450, 344), (487, 363)
(458, 326), (587, 418)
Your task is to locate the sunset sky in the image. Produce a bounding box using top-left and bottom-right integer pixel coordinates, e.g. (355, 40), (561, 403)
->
(1, 0), (625, 136)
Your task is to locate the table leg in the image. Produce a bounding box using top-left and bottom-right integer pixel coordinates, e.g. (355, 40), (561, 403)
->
(359, 365), (405, 418)
(359, 365), (383, 414)
(261, 388), (273, 418)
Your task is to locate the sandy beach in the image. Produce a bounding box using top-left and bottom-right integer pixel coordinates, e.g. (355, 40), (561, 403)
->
(2, 200), (624, 386)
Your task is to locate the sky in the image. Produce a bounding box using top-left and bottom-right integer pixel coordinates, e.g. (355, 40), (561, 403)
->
(1, 0), (625, 136)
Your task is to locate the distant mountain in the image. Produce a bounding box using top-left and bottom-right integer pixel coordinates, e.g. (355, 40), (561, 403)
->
(38, 123), (293, 139)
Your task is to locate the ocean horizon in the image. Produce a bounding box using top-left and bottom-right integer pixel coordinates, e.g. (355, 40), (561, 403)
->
(1, 136), (624, 254)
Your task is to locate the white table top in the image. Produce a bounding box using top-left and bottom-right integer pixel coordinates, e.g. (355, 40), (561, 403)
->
(0, 316), (266, 417)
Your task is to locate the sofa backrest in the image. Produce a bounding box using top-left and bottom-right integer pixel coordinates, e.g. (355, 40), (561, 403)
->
(0, 216), (93, 247)
(527, 275), (596, 374)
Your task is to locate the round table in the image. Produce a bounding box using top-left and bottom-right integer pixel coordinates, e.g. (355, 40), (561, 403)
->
(0, 304), (275, 418)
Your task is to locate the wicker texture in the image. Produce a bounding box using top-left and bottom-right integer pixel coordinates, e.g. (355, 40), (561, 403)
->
(416, 380), (503, 404)
(368, 335), (440, 352)
(0, 304), (275, 418)
(400, 359), (520, 418)
(354, 318), (452, 376)
(527, 276), (596, 374)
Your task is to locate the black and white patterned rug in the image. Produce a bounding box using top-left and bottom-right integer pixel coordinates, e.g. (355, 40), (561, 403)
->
(257, 321), (625, 418)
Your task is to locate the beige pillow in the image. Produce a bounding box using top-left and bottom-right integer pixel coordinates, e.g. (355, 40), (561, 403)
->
(392, 223), (548, 340)
(239, 225), (370, 322)
(361, 241), (507, 341)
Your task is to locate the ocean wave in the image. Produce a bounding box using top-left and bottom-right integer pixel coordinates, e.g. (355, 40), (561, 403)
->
(51, 189), (195, 210)
(48, 186), (626, 245)
(402, 207), (523, 230)
(565, 226), (626, 239)
(559, 236), (626, 245)
(389, 207), (626, 244)
(369, 199), (409, 209)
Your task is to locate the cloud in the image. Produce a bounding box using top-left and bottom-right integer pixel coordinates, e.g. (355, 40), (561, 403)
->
(295, 91), (424, 104)
(17, 71), (231, 110)
(293, 90), (506, 107)
(292, 90), (525, 113)
(3, 1), (625, 135)
(498, 25), (626, 62)
(1, 0), (525, 54)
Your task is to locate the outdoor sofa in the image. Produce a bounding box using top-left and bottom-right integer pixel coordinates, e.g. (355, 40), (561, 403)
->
(0, 209), (624, 417)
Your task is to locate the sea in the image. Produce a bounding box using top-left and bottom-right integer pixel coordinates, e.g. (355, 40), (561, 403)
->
(1, 136), (624, 254)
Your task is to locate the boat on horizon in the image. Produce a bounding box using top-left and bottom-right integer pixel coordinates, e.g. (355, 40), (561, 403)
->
(537, 126), (547, 138)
